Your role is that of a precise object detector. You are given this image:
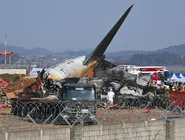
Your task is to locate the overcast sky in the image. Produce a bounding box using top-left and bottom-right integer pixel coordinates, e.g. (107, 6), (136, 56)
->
(0, 0), (185, 52)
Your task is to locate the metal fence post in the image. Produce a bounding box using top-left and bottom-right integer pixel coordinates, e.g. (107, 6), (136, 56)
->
(5, 132), (8, 140)
(166, 120), (175, 140)
(40, 129), (43, 140)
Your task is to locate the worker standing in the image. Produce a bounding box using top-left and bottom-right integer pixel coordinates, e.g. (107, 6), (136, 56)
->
(106, 87), (115, 105)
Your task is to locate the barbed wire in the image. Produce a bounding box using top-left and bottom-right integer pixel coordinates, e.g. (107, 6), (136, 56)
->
(0, 93), (185, 132)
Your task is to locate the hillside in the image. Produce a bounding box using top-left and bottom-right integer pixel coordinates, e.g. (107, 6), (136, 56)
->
(0, 43), (54, 55)
(130, 52), (185, 66)
(0, 42), (185, 66)
(129, 44), (185, 66)
(156, 44), (185, 56)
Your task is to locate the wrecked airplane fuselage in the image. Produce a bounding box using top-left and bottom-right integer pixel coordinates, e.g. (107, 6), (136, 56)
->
(37, 5), (134, 91)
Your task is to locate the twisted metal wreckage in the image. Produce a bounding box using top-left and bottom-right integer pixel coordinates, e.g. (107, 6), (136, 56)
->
(10, 5), (172, 125)
(39, 66), (169, 107)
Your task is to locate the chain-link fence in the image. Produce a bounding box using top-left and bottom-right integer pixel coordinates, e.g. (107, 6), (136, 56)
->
(0, 93), (184, 132)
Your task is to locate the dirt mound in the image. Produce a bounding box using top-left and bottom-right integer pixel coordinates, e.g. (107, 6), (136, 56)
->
(6, 76), (36, 93)
(0, 74), (38, 100)
(4, 75), (38, 100)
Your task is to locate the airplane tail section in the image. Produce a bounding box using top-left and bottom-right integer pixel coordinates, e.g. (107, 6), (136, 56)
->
(83, 4), (134, 65)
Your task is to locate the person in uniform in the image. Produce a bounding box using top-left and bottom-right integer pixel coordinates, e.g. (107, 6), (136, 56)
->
(106, 87), (115, 105)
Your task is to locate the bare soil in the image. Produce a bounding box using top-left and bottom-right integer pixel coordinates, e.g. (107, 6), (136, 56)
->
(0, 107), (183, 131)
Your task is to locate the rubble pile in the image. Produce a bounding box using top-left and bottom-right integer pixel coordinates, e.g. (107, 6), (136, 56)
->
(6, 76), (36, 93)
(107, 66), (151, 88)
(5, 76), (37, 100)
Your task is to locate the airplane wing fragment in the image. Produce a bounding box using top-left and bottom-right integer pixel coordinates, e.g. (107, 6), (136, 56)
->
(83, 4), (134, 65)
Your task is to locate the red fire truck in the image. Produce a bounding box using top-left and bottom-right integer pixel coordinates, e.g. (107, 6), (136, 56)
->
(136, 66), (170, 84)
(122, 65), (170, 85)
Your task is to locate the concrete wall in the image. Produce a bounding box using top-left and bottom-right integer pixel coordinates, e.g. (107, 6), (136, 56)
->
(0, 69), (26, 75)
(0, 127), (70, 140)
(174, 119), (185, 140)
(0, 119), (185, 140)
(71, 120), (166, 140)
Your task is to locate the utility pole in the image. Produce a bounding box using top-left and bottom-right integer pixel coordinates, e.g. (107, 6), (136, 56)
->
(4, 34), (7, 69)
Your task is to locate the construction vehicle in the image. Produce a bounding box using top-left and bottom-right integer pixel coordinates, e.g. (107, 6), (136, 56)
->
(0, 78), (8, 89)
